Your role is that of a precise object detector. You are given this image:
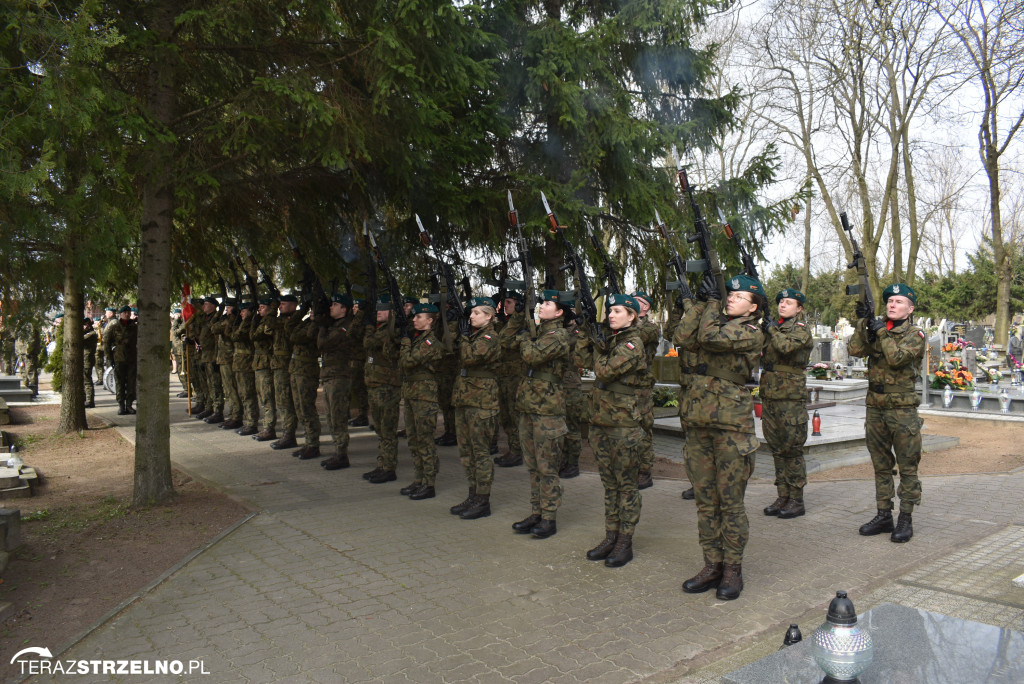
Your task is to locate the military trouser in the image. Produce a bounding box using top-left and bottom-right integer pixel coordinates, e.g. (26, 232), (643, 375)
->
(351, 365), (369, 417)
(677, 376), (693, 438)
(497, 374), (522, 456)
(406, 398), (439, 486)
(369, 384), (401, 471)
(455, 406), (498, 496)
(204, 361), (223, 412)
(272, 368), (297, 436)
(562, 386), (588, 468)
(96, 353), (106, 384)
(221, 364), (241, 421)
(520, 413), (567, 519)
(174, 350), (187, 390)
(636, 386), (655, 473)
(438, 368), (456, 435)
(254, 369), (276, 431)
(290, 373), (321, 447)
(866, 406), (922, 514)
(323, 376), (351, 454)
(190, 351), (207, 406)
(591, 425), (644, 535)
(83, 358), (95, 404)
(113, 360), (137, 405)
(234, 370), (258, 428)
(762, 398), (808, 499)
(685, 427), (757, 565)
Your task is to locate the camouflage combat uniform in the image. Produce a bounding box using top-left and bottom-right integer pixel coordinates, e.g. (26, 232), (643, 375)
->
(364, 320), (403, 473)
(562, 323), (591, 470)
(668, 302), (699, 436)
(211, 312), (241, 423)
(251, 312), (277, 432)
(289, 315), (322, 450)
(198, 310), (223, 414)
(589, 325), (647, 536)
(678, 300), (763, 566)
(635, 316), (661, 480)
(848, 317), (926, 514)
(271, 309), (301, 439)
(496, 312), (526, 458)
(231, 313), (259, 430)
(318, 313), (363, 455)
(517, 318), (570, 520)
(180, 314), (207, 408)
(171, 315), (187, 391)
(400, 328), (444, 487)
(349, 327), (370, 422)
(82, 321), (98, 405)
(436, 334), (459, 439)
(760, 312), (813, 501)
(453, 321), (502, 495)
(105, 318), (138, 407)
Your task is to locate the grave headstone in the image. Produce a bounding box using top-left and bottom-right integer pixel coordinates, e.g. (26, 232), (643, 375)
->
(831, 338), (849, 366)
(964, 347), (977, 376)
(963, 326), (986, 349)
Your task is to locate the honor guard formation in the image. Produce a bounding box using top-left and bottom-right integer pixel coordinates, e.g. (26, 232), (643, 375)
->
(139, 197), (925, 604)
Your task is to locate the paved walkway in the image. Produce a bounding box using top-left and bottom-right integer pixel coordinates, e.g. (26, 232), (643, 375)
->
(31, 389), (1024, 683)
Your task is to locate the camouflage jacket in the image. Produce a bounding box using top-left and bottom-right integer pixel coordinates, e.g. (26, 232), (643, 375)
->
(496, 313), (527, 378)
(363, 321), (402, 388)
(589, 324), (647, 428)
(685, 301), (763, 433)
(250, 313), (276, 371)
(197, 311), (219, 363)
(563, 322), (587, 391)
(82, 327), (98, 361)
(270, 310), (302, 370)
(516, 318), (570, 415)
(231, 315), (255, 372)
(317, 314), (358, 380)
(670, 299), (703, 383)
(400, 329), (443, 402)
(105, 319), (138, 364)
(635, 316), (661, 387)
(289, 316), (321, 379)
(453, 321), (500, 410)
(849, 317), (925, 409)
(760, 312), (812, 402)
(210, 312), (237, 367)
(170, 317), (185, 353)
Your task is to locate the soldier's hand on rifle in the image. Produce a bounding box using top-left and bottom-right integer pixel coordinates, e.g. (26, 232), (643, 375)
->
(855, 301), (872, 320)
(696, 273), (718, 302)
(867, 316), (886, 342)
(762, 318), (778, 335)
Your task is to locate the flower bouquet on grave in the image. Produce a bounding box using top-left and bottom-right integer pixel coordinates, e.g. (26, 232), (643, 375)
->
(810, 362), (830, 380)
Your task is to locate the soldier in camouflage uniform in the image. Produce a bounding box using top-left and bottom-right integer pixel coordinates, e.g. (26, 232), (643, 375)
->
(348, 299), (371, 428)
(584, 294), (648, 569)
(196, 297), (223, 423)
(632, 292), (661, 490)
(289, 304), (323, 460)
(511, 290), (571, 538)
(318, 294), (364, 470)
(400, 303), (445, 497)
(250, 296), (279, 440)
(361, 295), (403, 483)
(82, 316), (98, 408)
(449, 297), (502, 516)
(231, 303), (259, 436)
(678, 274), (764, 601)
(434, 303), (459, 448)
(849, 283), (925, 544)
(495, 293), (525, 466)
(105, 306), (139, 415)
(170, 309), (188, 396)
(211, 300), (241, 429)
(180, 298), (207, 414)
(560, 310), (589, 479)
(97, 307), (115, 382)
(268, 294), (301, 450)
(760, 288), (813, 519)
(667, 299), (698, 500)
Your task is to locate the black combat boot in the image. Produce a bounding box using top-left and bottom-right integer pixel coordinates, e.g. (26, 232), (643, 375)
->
(220, 419), (242, 430)
(682, 559), (723, 593)
(292, 446), (309, 458)
(322, 452), (350, 470)
(891, 512), (913, 543)
(368, 470), (397, 484)
(270, 433), (298, 450)
(126, 402), (136, 415)
(489, 441), (499, 455)
(512, 513), (541, 534)
(763, 496), (788, 516)
(459, 494), (491, 519)
(203, 412), (224, 424)
(402, 481), (424, 496)
(449, 488), (475, 514)
(531, 519), (557, 539)
(409, 485), (435, 500)
(495, 452), (523, 467)
(586, 531), (619, 561)
(559, 463), (580, 479)
(117, 401), (127, 416)
(196, 409), (213, 420)
(435, 432), (458, 447)
(859, 509), (894, 536)
(681, 487), (695, 500)
(349, 415), (369, 427)
(176, 391), (189, 398)
(253, 428), (277, 442)
(778, 499), (805, 519)
(604, 533), (633, 568)
(189, 403), (205, 415)
(298, 446), (320, 460)
(716, 564), (743, 600)
(638, 471), (654, 490)
(363, 467), (383, 480)
(236, 425), (258, 436)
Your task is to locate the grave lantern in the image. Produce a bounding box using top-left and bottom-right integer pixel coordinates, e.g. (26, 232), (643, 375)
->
(811, 591), (873, 682)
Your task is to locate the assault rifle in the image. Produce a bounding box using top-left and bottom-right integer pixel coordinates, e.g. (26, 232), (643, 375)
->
(585, 223), (621, 298)
(653, 208), (693, 307)
(366, 225), (409, 336)
(675, 161), (727, 301)
(362, 221), (378, 327)
(508, 191), (537, 336)
(416, 214), (466, 348)
(842, 212), (875, 318)
(245, 250), (282, 302)
(286, 236), (330, 316)
(487, 259), (509, 322)
(541, 191), (606, 345)
(717, 208), (760, 280)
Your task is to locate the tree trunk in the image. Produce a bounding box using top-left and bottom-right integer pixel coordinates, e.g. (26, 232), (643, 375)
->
(133, 1), (177, 506)
(987, 155), (1010, 350)
(801, 193), (811, 293)
(57, 234), (86, 433)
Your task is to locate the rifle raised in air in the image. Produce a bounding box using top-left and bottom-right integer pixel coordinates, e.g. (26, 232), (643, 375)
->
(416, 214), (467, 348)
(653, 208), (693, 307)
(842, 212), (875, 318)
(675, 158), (727, 301)
(366, 225), (409, 336)
(508, 191), (537, 336)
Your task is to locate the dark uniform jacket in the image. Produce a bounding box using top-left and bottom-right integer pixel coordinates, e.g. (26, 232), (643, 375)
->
(363, 321), (402, 388)
(289, 316), (321, 379)
(317, 314), (359, 381)
(105, 319), (138, 364)
(231, 315), (255, 372)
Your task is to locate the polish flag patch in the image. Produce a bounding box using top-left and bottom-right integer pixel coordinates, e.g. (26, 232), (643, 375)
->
(625, 342), (636, 350)
(797, 322), (805, 327)
(918, 331), (925, 339)
(746, 324), (758, 331)
(425, 339), (432, 346)
(483, 335), (492, 340)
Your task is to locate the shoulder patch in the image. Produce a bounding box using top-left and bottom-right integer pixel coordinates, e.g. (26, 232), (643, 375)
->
(796, 322), (805, 327)
(425, 339), (432, 346)
(483, 334), (492, 340)
(918, 330), (925, 339)
(745, 324), (759, 331)
(625, 342), (636, 350)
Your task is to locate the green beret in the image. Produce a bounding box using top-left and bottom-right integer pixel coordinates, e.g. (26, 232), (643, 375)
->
(203, 296), (219, 305)
(403, 295), (420, 305)
(539, 289), (560, 303)
(504, 291), (524, 302)
(55, 314), (64, 319)
(279, 294), (298, 304)
(776, 288), (806, 304)
(882, 282), (916, 304)
(223, 298), (238, 307)
(726, 274), (765, 298)
(258, 296), (277, 306)
(105, 307), (116, 313)
(330, 293), (353, 307)
(631, 291), (651, 305)
(413, 303), (439, 314)
(239, 301), (254, 311)
(377, 294), (393, 311)
(119, 305), (131, 313)
(606, 293), (640, 313)
(467, 296), (495, 309)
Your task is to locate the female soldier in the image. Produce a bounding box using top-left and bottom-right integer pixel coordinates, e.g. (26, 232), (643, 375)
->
(512, 290), (571, 538)
(451, 297), (502, 519)
(584, 294), (647, 568)
(760, 289), (813, 519)
(678, 274), (765, 601)
(399, 303), (445, 500)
